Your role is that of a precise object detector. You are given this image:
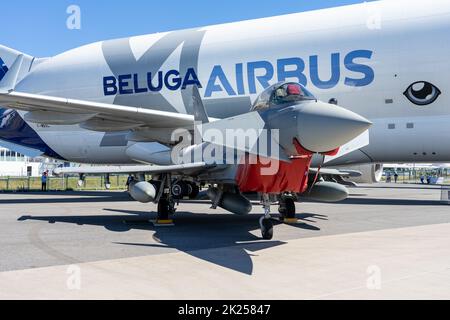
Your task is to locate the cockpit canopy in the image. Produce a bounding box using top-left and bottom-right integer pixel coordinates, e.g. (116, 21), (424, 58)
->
(251, 82), (316, 111)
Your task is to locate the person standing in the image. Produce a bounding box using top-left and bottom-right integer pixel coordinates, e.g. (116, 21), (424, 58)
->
(126, 175), (135, 191)
(386, 171), (391, 183)
(41, 172), (48, 192)
(394, 172), (399, 183)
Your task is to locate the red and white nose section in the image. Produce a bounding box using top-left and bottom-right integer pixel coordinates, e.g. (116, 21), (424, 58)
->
(236, 82), (372, 195)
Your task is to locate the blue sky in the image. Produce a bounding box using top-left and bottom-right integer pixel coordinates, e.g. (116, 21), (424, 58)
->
(3, 0), (373, 57)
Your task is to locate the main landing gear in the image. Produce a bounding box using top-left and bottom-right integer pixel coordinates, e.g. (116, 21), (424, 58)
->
(171, 180), (200, 200)
(156, 197), (176, 225)
(278, 196), (298, 224)
(154, 174), (176, 226)
(153, 177), (201, 225)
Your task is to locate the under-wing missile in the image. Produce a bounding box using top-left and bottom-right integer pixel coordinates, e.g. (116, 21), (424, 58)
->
(207, 187), (252, 215)
(300, 181), (349, 203)
(129, 181), (157, 203)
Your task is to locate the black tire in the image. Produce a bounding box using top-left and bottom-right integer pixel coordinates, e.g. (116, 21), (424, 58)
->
(284, 198), (296, 219)
(171, 181), (189, 199)
(188, 182), (200, 199)
(260, 218), (274, 240)
(279, 198), (296, 219)
(157, 198), (170, 220)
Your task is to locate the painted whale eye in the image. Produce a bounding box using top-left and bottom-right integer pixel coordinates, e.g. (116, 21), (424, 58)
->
(404, 81), (441, 106)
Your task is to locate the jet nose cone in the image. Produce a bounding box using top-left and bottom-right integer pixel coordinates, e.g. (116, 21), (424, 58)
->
(296, 101), (372, 153)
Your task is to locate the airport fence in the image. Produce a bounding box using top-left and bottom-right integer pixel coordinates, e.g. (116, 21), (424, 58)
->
(381, 168), (450, 185)
(0, 175), (134, 192)
(441, 186), (450, 204)
(1, 172), (448, 192)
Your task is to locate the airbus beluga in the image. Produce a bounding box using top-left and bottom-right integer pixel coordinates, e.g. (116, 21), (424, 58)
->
(1, 0), (448, 238)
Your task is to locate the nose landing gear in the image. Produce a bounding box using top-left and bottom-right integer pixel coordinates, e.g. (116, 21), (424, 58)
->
(260, 194), (274, 240)
(259, 194), (299, 240)
(260, 216), (274, 240)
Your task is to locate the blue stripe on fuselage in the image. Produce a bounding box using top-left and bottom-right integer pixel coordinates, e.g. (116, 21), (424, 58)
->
(0, 108), (65, 160)
(0, 58), (9, 82)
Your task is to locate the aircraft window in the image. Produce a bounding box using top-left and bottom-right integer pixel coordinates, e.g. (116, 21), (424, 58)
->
(252, 82), (316, 111)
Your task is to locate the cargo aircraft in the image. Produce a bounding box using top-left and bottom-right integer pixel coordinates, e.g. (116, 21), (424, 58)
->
(0, 0), (448, 238)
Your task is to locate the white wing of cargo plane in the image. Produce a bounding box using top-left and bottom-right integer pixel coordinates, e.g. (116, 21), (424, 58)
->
(0, 54), (203, 131)
(0, 88), (368, 177)
(0, 91), (198, 129)
(0, 89), (218, 175)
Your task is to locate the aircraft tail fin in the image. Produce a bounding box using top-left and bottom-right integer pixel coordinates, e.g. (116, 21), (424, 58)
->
(0, 54), (24, 93)
(0, 45), (35, 92)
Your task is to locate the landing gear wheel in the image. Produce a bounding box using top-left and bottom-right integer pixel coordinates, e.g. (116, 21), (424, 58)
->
(260, 216), (274, 240)
(188, 182), (200, 199)
(154, 198), (175, 226)
(157, 198), (171, 221)
(171, 181), (189, 199)
(279, 197), (296, 222)
(153, 174), (176, 226)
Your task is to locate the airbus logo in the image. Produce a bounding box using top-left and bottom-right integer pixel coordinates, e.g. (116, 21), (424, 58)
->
(103, 50), (375, 98)
(0, 58), (9, 82)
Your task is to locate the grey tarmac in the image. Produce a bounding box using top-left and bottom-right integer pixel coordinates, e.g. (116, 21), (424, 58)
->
(0, 184), (449, 299)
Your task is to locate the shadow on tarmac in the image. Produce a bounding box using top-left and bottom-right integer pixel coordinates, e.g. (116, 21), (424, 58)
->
(340, 198), (441, 206)
(0, 191), (133, 204)
(361, 184), (443, 191)
(17, 208), (326, 275)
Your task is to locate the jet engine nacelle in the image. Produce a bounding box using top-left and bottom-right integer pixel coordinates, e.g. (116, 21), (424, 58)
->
(343, 163), (384, 183)
(129, 181), (157, 203)
(207, 188), (252, 215)
(301, 181), (349, 202)
(126, 143), (172, 165)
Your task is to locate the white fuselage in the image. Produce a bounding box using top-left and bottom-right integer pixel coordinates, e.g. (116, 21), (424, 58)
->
(5, 0), (450, 164)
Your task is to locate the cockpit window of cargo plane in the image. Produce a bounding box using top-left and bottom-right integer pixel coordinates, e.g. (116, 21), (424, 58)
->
(251, 82), (316, 111)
